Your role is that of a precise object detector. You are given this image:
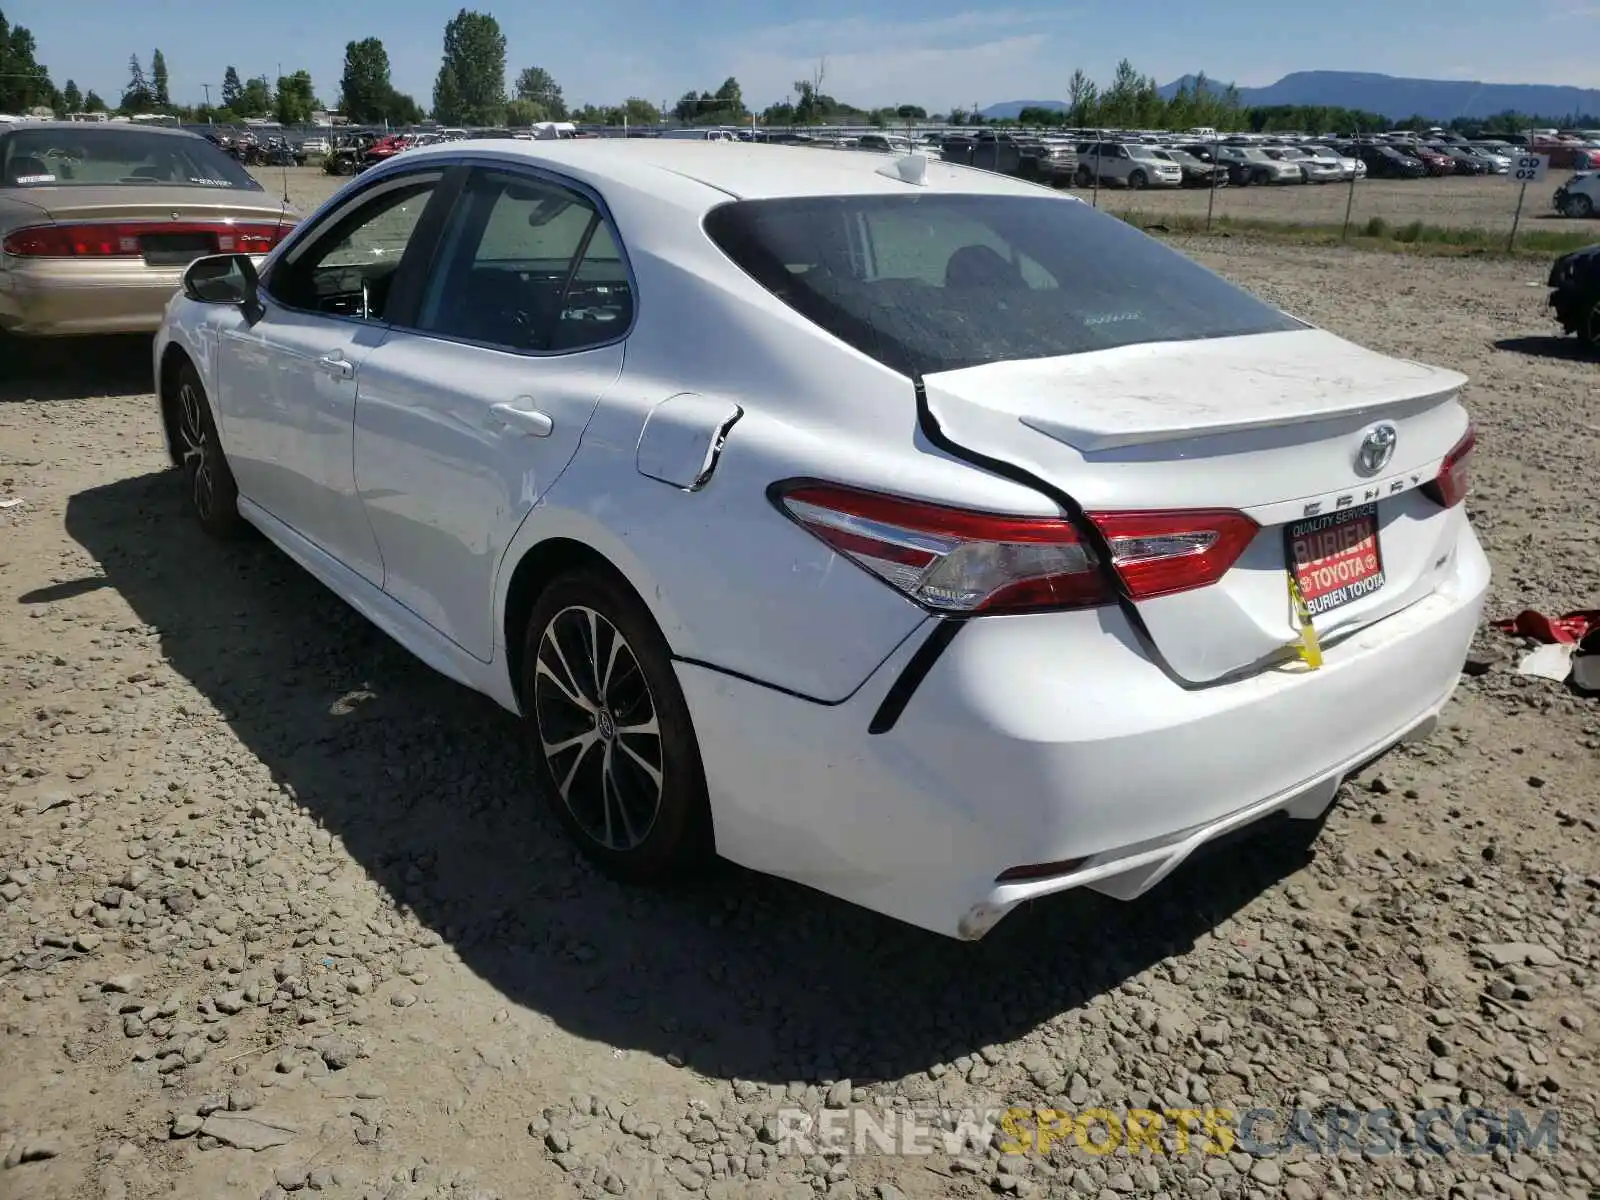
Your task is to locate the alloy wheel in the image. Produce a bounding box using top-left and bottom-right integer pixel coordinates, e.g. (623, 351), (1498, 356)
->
(177, 381), (215, 523)
(532, 605), (665, 852)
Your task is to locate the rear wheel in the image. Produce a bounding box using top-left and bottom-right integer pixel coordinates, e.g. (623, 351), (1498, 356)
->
(1570, 193), (1595, 218)
(521, 568), (713, 881)
(171, 362), (244, 538)
(1583, 299), (1600, 353)
(1074, 165), (1093, 187)
(1127, 169), (1147, 190)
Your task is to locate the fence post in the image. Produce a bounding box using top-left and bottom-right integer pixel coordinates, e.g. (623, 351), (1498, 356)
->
(1508, 180), (1529, 252)
(1093, 136), (1101, 209)
(1205, 130), (1219, 232)
(1508, 127), (1539, 252)
(1341, 121), (1360, 241)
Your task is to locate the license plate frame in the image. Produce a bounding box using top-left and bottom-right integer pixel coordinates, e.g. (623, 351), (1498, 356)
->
(140, 232), (217, 267)
(1284, 502), (1385, 619)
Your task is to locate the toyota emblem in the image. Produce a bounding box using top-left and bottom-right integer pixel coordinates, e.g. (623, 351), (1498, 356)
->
(1355, 423), (1398, 477)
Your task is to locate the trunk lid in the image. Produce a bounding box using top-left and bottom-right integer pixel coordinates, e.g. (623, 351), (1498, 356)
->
(10, 184), (289, 226)
(921, 327), (1472, 683)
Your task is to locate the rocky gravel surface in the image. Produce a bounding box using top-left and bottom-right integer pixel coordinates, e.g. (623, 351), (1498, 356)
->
(1094, 173), (1599, 234)
(2, 232), (1599, 1200)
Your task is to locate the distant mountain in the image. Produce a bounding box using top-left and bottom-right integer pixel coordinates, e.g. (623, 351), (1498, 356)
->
(982, 72), (1600, 123)
(977, 99), (1068, 120)
(1155, 71), (1600, 122)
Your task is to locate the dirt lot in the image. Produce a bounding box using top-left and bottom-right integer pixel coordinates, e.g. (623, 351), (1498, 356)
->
(1, 195), (1599, 1200)
(1094, 173), (1592, 234)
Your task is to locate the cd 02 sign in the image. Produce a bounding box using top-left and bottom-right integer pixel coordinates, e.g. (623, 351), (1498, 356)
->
(1512, 154), (1550, 182)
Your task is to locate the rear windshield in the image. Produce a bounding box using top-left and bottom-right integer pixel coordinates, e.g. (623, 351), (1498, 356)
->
(703, 193), (1304, 376)
(0, 128), (262, 190)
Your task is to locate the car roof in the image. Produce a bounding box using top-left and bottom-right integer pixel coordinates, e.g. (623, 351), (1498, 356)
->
(2, 120), (202, 139)
(396, 138), (1072, 212)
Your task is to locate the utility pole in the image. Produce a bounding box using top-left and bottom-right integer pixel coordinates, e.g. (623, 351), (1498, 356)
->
(201, 82), (211, 108)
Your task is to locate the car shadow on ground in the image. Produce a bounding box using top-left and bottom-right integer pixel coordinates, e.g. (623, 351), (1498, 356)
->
(54, 469), (1330, 1086)
(1493, 335), (1594, 362)
(0, 335), (154, 403)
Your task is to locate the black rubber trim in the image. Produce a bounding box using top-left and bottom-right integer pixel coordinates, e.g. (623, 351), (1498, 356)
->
(868, 618), (964, 734)
(909, 375), (1196, 691)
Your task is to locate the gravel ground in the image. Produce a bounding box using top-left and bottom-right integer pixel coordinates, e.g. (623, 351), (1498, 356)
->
(1093, 175), (1594, 234)
(2, 200), (1599, 1200)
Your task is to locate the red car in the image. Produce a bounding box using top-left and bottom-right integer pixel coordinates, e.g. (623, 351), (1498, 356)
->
(1403, 145), (1455, 176)
(1532, 137), (1600, 172)
(363, 135), (407, 166)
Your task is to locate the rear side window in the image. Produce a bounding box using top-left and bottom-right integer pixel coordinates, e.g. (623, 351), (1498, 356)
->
(703, 193), (1304, 376)
(0, 128), (261, 190)
(414, 169), (632, 353)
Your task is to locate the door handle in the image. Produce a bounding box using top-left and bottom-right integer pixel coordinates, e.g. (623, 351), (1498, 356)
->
(316, 352), (354, 380)
(490, 402), (554, 437)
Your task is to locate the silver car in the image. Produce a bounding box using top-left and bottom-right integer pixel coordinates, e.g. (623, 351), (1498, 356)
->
(1073, 141), (1183, 189)
(1215, 146), (1303, 185)
(1265, 145), (1342, 183)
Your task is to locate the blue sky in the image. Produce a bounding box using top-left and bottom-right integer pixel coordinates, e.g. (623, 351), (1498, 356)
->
(16, 0), (1599, 114)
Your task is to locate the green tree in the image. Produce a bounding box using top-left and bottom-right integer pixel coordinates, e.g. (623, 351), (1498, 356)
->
(0, 9), (55, 113)
(896, 104), (926, 120)
(432, 65), (464, 123)
(387, 89), (424, 125)
(713, 76), (745, 119)
(84, 88), (106, 112)
(61, 78), (81, 112)
(275, 69), (315, 125)
(151, 49), (170, 108)
(221, 65), (242, 109)
(1066, 68), (1098, 127)
(235, 74), (272, 118)
(504, 97), (543, 125)
(339, 38), (393, 123)
(514, 65), (564, 119)
(623, 96), (659, 125)
(434, 9), (506, 125)
(121, 54), (152, 113)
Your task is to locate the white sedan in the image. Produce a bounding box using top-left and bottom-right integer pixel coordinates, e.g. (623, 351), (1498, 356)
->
(152, 140), (1489, 940)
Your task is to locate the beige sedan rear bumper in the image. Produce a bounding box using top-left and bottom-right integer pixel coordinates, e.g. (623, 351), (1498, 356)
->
(0, 259), (186, 337)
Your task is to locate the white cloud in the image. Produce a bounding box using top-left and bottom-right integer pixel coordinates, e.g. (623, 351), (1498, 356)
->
(712, 10), (1070, 112)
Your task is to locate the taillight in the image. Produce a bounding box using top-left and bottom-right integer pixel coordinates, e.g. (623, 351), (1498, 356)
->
(1, 220), (292, 258)
(1422, 426), (1475, 508)
(774, 482), (1257, 615)
(1087, 509), (1260, 600)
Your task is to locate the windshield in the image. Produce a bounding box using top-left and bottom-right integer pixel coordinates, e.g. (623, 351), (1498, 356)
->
(703, 193), (1305, 377)
(0, 127), (262, 189)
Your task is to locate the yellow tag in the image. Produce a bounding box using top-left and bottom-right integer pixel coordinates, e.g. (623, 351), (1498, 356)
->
(1287, 575), (1323, 670)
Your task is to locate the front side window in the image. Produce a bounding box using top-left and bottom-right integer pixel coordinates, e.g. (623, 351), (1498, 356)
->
(415, 169), (632, 353)
(0, 128), (261, 190)
(266, 176), (438, 320)
(704, 193), (1305, 377)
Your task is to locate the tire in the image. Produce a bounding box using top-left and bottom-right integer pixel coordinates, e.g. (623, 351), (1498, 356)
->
(1074, 165), (1092, 188)
(171, 362), (244, 538)
(521, 568), (713, 881)
(1571, 194), (1594, 218)
(1127, 169), (1147, 190)
(1584, 300), (1600, 353)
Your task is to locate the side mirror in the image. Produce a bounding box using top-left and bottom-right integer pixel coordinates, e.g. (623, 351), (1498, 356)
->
(182, 253), (260, 309)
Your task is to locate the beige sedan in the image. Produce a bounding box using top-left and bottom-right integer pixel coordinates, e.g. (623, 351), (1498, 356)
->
(0, 122), (297, 338)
